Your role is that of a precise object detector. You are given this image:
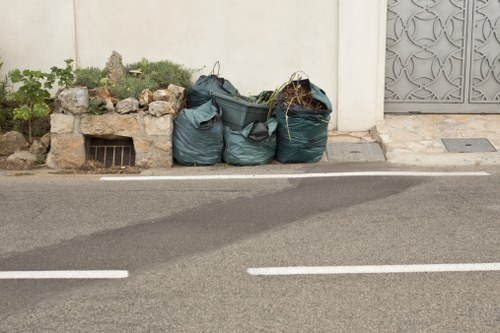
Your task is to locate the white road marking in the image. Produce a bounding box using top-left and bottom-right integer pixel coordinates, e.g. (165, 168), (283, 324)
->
(101, 171), (490, 181)
(247, 263), (500, 276)
(0, 270), (129, 279)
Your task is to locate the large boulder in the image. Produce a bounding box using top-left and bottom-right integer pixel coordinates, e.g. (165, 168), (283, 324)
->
(0, 131), (28, 156)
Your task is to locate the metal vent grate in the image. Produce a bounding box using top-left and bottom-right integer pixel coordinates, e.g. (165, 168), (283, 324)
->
(441, 138), (497, 153)
(327, 142), (386, 162)
(86, 137), (135, 167)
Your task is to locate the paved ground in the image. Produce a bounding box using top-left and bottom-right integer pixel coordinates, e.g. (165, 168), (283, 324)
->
(0, 162), (498, 332)
(328, 114), (500, 167)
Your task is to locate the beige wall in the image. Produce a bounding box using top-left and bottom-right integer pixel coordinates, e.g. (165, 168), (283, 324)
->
(0, 0), (388, 131)
(337, 0), (387, 131)
(0, 0), (76, 74)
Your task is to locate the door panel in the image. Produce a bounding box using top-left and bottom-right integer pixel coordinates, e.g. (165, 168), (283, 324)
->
(385, 0), (500, 113)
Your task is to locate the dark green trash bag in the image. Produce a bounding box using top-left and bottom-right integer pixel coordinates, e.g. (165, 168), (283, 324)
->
(173, 100), (224, 165)
(186, 62), (240, 108)
(275, 79), (332, 163)
(223, 118), (278, 166)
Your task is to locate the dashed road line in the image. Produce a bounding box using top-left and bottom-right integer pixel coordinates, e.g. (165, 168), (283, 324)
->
(0, 270), (129, 279)
(247, 263), (500, 276)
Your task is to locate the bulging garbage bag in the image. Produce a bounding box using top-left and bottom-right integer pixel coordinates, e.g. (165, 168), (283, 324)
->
(275, 78), (332, 163)
(173, 100), (224, 165)
(186, 62), (240, 108)
(223, 118), (278, 166)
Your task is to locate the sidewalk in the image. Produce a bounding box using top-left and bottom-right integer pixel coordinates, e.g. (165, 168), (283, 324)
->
(328, 114), (500, 167)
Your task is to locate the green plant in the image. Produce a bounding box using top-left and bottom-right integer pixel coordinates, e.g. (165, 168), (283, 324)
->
(9, 59), (75, 142)
(108, 75), (159, 100)
(0, 60), (7, 103)
(86, 97), (107, 115)
(125, 58), (193, 89)
(51, 59), (75, 88)
(9, 69), (53, 142)
(0, 105), (15, 133)
(75, 67), (106, 89)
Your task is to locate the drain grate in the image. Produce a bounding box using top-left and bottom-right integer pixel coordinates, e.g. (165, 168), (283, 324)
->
(86, 137), (135, 167)
(327, 142), (386, 162)
(441, 138), (497, 153)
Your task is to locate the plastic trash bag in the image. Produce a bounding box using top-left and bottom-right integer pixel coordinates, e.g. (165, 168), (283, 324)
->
(173, 99), (224, 165)
(186, 62), (240, 108)
(223, 118), (278, 165)
(275, 78), (332, 163)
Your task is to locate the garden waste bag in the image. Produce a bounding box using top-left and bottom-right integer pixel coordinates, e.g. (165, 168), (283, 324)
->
(173, 100), (224, 165)
(223, 118), (278, 165)
(186, 62), (240, 108)
(275, 78), (332, 163)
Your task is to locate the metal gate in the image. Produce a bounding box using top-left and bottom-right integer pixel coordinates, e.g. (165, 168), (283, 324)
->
(385, 0), (500, 113)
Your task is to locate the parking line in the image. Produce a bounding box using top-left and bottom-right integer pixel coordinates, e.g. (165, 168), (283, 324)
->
(101, 171), (490, 181)
(0, 270), (129, 279)
(247, 263), (500, 276)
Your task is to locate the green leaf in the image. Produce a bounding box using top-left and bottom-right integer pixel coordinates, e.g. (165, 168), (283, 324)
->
(33, 103), (50, 118)
(13, 106), (32, 121)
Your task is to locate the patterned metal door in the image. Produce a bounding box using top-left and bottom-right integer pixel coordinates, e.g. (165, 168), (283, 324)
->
(385, 0), (500, 113)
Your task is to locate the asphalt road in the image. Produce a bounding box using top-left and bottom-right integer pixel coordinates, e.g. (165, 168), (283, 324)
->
(0, 163), (499, 332)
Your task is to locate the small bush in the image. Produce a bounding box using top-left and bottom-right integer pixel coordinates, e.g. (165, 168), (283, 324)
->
(0, 105), (16, 133)
(109, 76), (159, 100)
(86, 97), (108, 115)
(125, 59), (192, 89)
(75, 58), (193, 99)
(75, 67), (106, 89)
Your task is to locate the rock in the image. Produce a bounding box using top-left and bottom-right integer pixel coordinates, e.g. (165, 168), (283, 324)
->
(106, 51), (125, 85)
(80, 114), (141, 137)
(153, 85), (185, 113)
(144, 115), (173, 136)
(97, 86), (119, 110)
(29, 139), (48, 155)
(153, 89), (169, 102)
(7, 151), (37, 167)
(50, 114), (75, 134)
(40, 133), (51, 148)
(148, 101), (176, 117)
(139, 89), (154, 107)
(55, 87), (90, 114)
(166, 84), (186, 112)
(0, 131), (28, 156)
(116, 98), (140, 114)
(46, 134), (86, 169)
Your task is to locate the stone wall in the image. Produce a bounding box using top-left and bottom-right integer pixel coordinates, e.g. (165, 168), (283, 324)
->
(46, 86), (182, 169)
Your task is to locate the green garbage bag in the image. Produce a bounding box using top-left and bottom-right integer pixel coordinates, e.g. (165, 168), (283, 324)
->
(275, 79), (332, 163)
(173, 100), (224, 165)
(186, 63), (240, 108)
(223, 118), (278, 165)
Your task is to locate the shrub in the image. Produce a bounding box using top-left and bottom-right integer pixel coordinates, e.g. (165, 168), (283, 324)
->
(108, 76), (159, 100)
(0, 60), (17, 133)
(125, 59), (192, 89)
(76, 58), (193, 99)
(75, 67), (106, 89)
(86, 97), (108, 115)
(0, 105), (15, 133)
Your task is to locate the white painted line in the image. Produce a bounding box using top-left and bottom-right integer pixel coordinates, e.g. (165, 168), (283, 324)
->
(247, 263), (500, 276)
(0, 270), (129, 279)
(101, 171), (490, 181)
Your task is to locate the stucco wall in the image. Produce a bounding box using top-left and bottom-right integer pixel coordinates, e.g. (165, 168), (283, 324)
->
(0, 0), (387, 131)
(0, 0), (76, 74)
